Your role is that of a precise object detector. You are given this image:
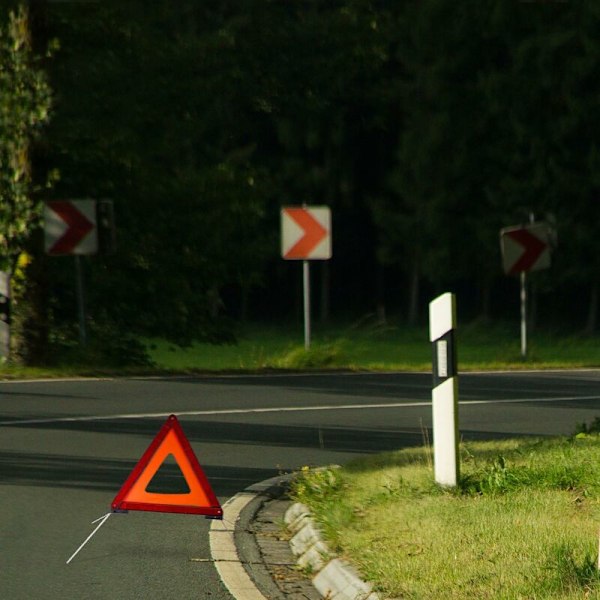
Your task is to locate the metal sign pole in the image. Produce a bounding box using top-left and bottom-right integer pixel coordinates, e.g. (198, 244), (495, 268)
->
(75, 256), (87, 347)
(303, 260), (311, 350)
(520, 271), (527, 359)
(281, 205), (331, 351)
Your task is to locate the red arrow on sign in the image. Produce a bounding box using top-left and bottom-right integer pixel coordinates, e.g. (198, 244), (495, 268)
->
(505, 228), (547, 275)
(47, 201), (95, 255)
(284, 208), (328, 259)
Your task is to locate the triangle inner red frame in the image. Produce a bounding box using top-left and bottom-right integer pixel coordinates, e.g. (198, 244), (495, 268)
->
(111, 414), (223, 518)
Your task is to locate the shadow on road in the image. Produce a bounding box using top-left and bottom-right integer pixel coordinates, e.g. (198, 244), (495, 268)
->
(0, 449), (279, 497)
(0, 417), (534, 495)
(1, 417), (425, 451)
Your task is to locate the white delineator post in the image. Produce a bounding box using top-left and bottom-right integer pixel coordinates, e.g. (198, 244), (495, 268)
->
(429, 293), (459, 487)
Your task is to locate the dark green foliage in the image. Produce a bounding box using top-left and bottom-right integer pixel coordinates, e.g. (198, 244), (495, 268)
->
(43, 1), (273, 344)
(46, 321), (154, 368)
(5, 1), (600, 360)
(0, 3), (51, 269)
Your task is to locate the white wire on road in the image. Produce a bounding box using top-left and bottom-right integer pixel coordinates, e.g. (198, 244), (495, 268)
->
(1, 395), (599, 427)
(66, 512), (112, 565)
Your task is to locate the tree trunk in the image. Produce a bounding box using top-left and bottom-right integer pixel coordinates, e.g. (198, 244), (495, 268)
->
(12, 234), (49, 365)
(585, 281), (598, 335)
(376, 263), (386, 324)
(207, 286), (223, 319)
(240, 283), (249, 323)
(408, 256), (420, 326)
(319, 261), (330, 323)
(480, 277), (492, 322)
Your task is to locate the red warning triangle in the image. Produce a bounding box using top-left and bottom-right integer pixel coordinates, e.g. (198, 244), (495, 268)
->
(111, 415), (223, 518)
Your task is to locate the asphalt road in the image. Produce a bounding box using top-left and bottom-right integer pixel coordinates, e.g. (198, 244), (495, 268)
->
(2, 370), (600, 599)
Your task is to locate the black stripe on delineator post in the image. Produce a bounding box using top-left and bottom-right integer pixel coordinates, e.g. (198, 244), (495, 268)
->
(432, 330), (456, 388)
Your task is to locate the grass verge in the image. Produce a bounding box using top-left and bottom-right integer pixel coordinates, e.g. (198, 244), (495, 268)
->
(291, 432), (600, 599)
(3, 319), (600, 377)
(148, 320), (600, 372)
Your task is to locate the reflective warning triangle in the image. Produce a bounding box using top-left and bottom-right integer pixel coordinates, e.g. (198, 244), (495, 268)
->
(111, 415), (223, 518)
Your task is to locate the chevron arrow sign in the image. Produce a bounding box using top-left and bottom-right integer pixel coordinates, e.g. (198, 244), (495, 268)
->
(44, 200), (98, 256)
(281, 206), (331, 260)
(500, 222), (552, 275)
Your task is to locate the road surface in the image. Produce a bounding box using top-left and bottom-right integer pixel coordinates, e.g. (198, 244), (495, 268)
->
(2, 370), (600, 598)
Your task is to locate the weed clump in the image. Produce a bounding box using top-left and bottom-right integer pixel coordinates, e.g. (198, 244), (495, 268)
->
(271, 341), (349, 369)
(544, 542), (600, 596)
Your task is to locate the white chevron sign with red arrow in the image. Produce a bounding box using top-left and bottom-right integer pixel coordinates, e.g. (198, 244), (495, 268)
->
(281, 206), (331, 260)
(44, 200), (98, 256)
(500, 222), (552, 275)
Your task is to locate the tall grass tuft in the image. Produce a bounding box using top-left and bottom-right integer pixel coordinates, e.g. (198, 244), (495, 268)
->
(544, 542), (600, 596)
(270, 341), (349, 369)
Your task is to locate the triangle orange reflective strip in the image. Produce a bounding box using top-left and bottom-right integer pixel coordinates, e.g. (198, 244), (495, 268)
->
(111, 415), (222, 518)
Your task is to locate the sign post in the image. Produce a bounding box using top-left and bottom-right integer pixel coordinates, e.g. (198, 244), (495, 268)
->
(500, 221), (552, 359)
(520, 271), (527, 358)
(303, 260), (311, 350)
(281, 206), (331, 350)
(429, 292), (459, 488)
(74, 256), (87, 346)
(44, 200), (99, 346)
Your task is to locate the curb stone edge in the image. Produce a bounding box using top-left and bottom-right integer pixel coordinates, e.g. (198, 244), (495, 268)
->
(284, 501), (381, 600)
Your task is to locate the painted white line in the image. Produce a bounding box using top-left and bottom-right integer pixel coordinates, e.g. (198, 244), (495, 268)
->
(0, 377), (116, 384)
(210, 493), (269, 600)
(461, 396), (600, 406)
(0, 402), (427, 426)
(209, 474), (288, 600)
(1, 395), (599, 427)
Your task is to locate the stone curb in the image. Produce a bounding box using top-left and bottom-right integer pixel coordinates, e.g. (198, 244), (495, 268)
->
(284, 502), (381, 600)
(210, 473), (293, 600)
(213, 473), (382, 600)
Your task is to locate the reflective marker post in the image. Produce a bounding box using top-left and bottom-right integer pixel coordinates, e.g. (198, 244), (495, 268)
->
(429, 293), (459, 487)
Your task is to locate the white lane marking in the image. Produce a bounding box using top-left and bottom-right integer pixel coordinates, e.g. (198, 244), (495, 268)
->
(0, 377), (116, 384)
(210, 475), (287, 600)
(1, 395), (599, 427)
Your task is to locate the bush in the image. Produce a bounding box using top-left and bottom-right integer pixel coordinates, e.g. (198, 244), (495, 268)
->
(47, 322), (154, 368)
(271, 341), (349, 369)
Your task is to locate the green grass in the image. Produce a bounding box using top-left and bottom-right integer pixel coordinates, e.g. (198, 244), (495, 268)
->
(3, 319), (600, 378)
(291, 433), (600, 599)
(147, 320), (600, 372)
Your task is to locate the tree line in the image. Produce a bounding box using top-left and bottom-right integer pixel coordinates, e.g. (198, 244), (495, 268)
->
(1, 0), (600, 363)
